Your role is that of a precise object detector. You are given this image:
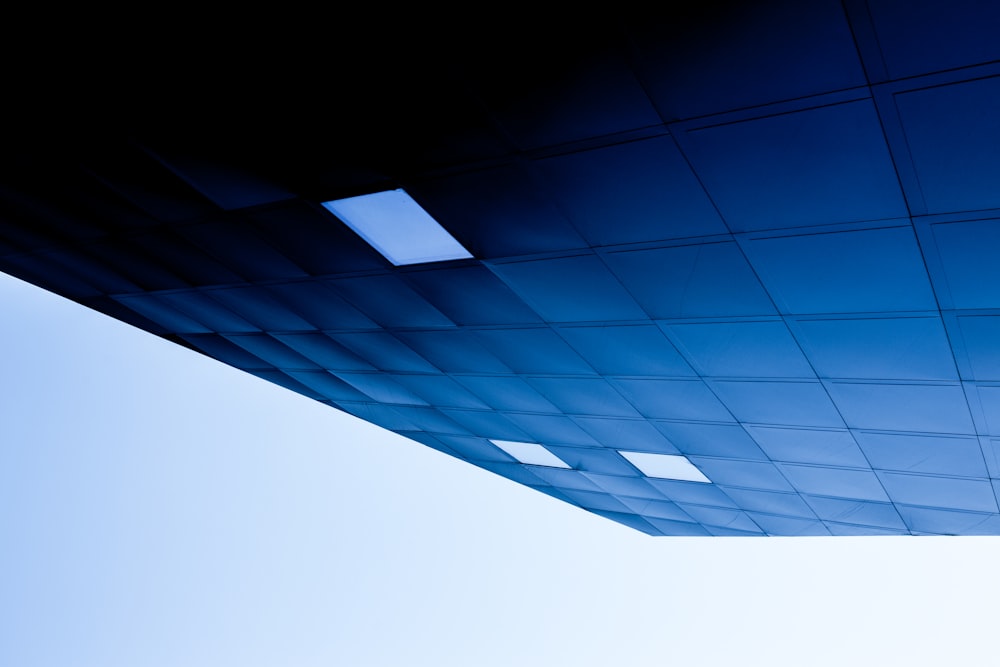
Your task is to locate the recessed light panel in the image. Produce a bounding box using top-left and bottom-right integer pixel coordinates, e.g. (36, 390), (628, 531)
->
(619, 451), (711, 483)
(322, 189), (472, 266)
(490, 439), (570, 468)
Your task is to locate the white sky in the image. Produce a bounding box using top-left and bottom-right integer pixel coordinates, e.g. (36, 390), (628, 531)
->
(2, 270), (998, 667)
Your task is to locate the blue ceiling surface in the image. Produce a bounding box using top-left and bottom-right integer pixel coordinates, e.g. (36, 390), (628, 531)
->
(4, 3), (1000, 535)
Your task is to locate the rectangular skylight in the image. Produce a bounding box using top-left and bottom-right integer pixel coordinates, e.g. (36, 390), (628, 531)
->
(490, 439), (570, 468)
(619, 451), (711, 483)
(322, 189), (473, 266)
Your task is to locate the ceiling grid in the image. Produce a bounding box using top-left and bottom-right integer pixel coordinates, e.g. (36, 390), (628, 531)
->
(3, 2), (1000, 534)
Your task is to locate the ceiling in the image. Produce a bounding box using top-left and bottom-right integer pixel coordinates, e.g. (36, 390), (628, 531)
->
(5, 2), (1000, 535)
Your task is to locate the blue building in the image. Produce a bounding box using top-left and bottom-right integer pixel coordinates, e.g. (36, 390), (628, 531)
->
(4, 2), (1000, 535)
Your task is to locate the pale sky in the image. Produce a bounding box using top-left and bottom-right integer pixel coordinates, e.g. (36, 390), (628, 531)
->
(2, 270), (998, 667)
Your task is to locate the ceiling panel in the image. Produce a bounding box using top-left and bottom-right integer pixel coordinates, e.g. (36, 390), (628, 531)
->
(285, 370), (371, 403)
(877, 472), (998, 513)
(931, 220), (1000, 310)
(471, 328), (596, 375)
(223, 334), (320, 370)
(663, 320), (813, 378)
(790, 316), (957, 380)
(555, 324), (696, 377)
(524, 377), (642, 419)
(604, 242), (775, 318)
(570, 417), (680, 453)
(651, 421), (768, 460)
(461, 33), (660, 150)
(746, 227), (937, 314)
(895, 76), (1000, 213)
(854, 431), (987, 477)
(647, 479), (738, 508)
(208, 286), (317, 332)
(535, 136), (727, 245)
(677, 504), (759, 533)
(403, 265), (542, 326)
(708, 380), (844, 427)
(630, 0), (866, 119)
(160, 291), (258, 333)
(452, 375), (559, 414)
(115, 294), (212, 334)
(956, 316), (1000, 381)
(328, 275), (455, 329)
(327, 332), (438, 373)
(389, 374), (491, 411)
(689, 458), (794, 492)
(744, 425), (868, 467)
(776, 463), (889, 502)
(895, 505), (1000, 535)
(610, 378), (734, 421)
(394, 330), (512, 375)
(803, 495), (906, 530)
(826, 381), (975, 434)
(544, 446), (637, 476)
(264, 282), (377, 331)
(718, 487), (815, 518)
(868, 0), (1000, 79)
(178, 220), (309, 282)
(407, 165), (588, 259)
(489, 254), (647, 322)
(972, 386), (1000, 435)
(679, 101), (906, 231)
(501, 413), (602, 448)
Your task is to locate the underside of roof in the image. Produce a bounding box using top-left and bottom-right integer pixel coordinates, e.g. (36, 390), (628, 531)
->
(5, 2), (1000, 535)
